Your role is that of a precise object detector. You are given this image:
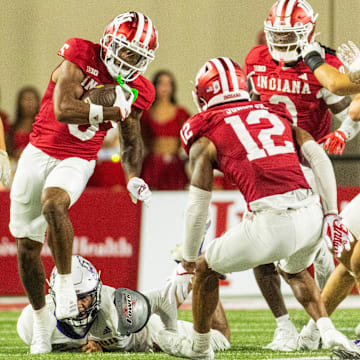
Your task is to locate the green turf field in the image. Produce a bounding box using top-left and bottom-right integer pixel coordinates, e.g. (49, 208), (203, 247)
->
(1, 308), (358, 359)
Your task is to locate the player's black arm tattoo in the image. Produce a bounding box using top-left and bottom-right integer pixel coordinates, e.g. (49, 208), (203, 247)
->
(118, 107), (144, 180)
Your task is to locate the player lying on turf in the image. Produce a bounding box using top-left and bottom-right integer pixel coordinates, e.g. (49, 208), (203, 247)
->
(17, 255), (230, 354)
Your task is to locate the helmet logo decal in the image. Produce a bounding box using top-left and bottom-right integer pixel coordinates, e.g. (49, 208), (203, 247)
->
(123, 293), (137, 325)
(213, 81), (220, 94)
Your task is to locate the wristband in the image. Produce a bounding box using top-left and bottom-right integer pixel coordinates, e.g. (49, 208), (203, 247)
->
(304, 52), (325, 72)
(89, 104), (104, 125)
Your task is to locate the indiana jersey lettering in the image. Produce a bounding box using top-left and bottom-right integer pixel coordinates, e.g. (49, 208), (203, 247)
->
(181, 101), (310, 205)
(30, 38), (155, 161)
(245, 45), (345, 141)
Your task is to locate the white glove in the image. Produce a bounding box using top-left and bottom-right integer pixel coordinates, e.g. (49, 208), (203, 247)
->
(0, 150), (11, 187)
(127, 177), (152, 206)
(322, 214), (354, 258)
(337, 41), (360, 72)
(167, 262), (194, 305)
(301, 41), (325, 60)
(114, 85), (133, 121)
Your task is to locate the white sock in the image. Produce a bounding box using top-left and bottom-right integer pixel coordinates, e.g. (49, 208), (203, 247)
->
(307, 318), (318, 331)
(54, 273), (73, 291)
(33, 306), (49, 327)
(193, 330), (211, 353)
(316, 317), (334, 334)
(276, 314), (291, 328)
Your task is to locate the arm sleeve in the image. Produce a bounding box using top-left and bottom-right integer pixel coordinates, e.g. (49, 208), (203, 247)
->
(183, 185), (212, 262)
(336, 111), (360, 140)
(301, 140), (338, 215)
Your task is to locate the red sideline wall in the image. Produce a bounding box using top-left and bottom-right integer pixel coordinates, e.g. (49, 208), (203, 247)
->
(0, 187), (359, 296)
(0, 189), (141, 295)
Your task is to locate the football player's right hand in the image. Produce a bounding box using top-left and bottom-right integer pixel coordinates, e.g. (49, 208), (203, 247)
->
(301, 42), (325, 60)
(338, 41), (360, 84)
(322, 214), (354, 258)
(114, 85), (133, 121)
(167, 262), (194, 305)
(82, 341), (103, 353)
(338, 41), (360, 71)
(317, 130), (347, 155)
(0, 150), (11, 187)
(127, 177), (152, 206)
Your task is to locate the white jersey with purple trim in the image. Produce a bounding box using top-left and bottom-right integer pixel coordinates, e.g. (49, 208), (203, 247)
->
(17, 285), (229, 353)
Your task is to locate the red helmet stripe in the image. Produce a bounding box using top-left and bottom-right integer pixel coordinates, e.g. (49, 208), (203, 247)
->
(276, 0), (288, 18)
(222, 57), (239, 91)
(276, 0), (299, 26)
(217, 57), (235, 91)
(285, 0), (298, 18)
(134, 12), (145, 43)
(209, 58), (229, 92)
(143, 17), (153, 47)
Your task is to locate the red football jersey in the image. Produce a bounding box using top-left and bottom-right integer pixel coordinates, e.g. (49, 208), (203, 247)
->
(180, 101), (310, 205)
(30, 38), (155, 160)
(244, 45), (345, 141)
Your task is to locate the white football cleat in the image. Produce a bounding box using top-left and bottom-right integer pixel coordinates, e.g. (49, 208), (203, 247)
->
(157, 330), (214, 360)
(297, 325), (321, 350)
(30, 311), (53, 354)
(265, 322), (299, 351)
(321, 328), (359, 352)
(355, 323), (360, 338)
(55, 288), (79, 320)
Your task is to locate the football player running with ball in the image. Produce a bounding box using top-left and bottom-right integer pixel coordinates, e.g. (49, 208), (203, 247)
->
(160, 57), (358, 360)
(244, 0), (360, 351)
(9, 12), (157, 354)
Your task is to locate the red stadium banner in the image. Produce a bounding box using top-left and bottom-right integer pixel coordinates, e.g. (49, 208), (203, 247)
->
(0, 187), (359, 296)
(0, 189), (141, 295)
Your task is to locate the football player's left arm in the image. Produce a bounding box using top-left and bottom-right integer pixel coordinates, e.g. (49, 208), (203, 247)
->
(295, 127), (338, 215)
(349, 94), (360, 121)
(319, 96), (360, 155)
(313, 64), (360, 96)
(182, 137), (216, 272)
(118, 107), (143, 180)
(302, 43), (360, 95)
(295, 127), (353, 256)
(118, 107), (152, 206)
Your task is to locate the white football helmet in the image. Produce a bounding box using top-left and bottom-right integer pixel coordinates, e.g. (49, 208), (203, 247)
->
(100, 11), (158, 81)
(264, 0), (318, 62)
(49, 255), (102, 338)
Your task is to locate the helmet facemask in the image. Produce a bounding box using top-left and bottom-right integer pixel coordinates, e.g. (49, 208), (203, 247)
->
(49, 256), (102, 339)
(264, 21), (316, 62)
(100, 12), (158, 82)
(101, 34), (154, 81)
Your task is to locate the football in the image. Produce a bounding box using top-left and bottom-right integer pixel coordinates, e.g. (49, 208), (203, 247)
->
(82, 84), (117, 106)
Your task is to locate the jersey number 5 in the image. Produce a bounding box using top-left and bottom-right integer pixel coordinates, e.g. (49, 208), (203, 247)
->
(225, 109), (295, 161)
